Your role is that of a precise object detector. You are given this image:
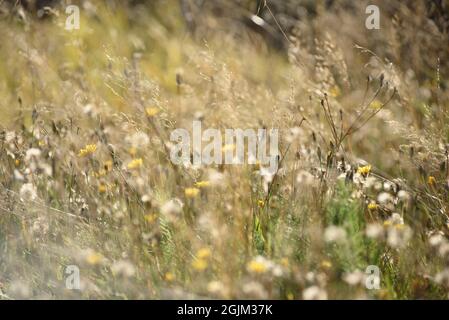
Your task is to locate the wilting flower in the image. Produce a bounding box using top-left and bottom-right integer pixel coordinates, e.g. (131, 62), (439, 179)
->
(160, 198), (184, 222)
(126, 131), (149, 148)
(397, 190), (410, 202)
(78, 144), (97, 157)
(243, 281), (268, 299)
(434, 269), (449, 287)
(296, 170), (317, 187)
(207, 281), (225, 296)
(111, 260), (136, 277)
(387, 223), (412, 248)
(324, 225), (347, 243)
(343, 270), (365, 286)
(303, 286), (328, 300)
(19, 183), (37, 201)
(25, 148), (41, 162)
(377, 192), (393, 205)
(366, 223), (384, 239)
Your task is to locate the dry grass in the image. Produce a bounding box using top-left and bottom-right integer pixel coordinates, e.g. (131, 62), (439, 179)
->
(0, 0), (448, 299)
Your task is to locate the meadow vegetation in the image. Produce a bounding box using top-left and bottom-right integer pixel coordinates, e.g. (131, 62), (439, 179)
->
(0, 0), (448, 299)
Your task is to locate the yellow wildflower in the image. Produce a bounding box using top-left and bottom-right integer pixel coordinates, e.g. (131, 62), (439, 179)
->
(257, 200), (265, 208)
(128, 147), (137, 156)
(96, 169), (107, 177)
(144, 213), (158, 224)
(247, 259), (268, 274)
(320, 260), (332, 269)
(357, 165), (372, 176)
(86, 251), (103, 265)
(164, 272), (175, 282)
(368, 202), (378, 211)
(145, 107), (160, 117)
(192, 259), (208, 271)
(280, 257), (289, 268)
(185, 187), (200, 198)
(394, 224), (405, 230)
(196, 248), (211, 259)
(98, 183), (107, 193)
(329, 86), (341, 98)
(370, 100), (383, 110)
(78, 144), (97, 157)
(194, 181), (210, 188)
(14, 159), (20, 167)
(428, 176), (436, 186)
(127, 158), (143, 170)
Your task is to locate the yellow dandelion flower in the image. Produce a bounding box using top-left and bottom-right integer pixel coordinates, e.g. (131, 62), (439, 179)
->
(196, 248), (211, 259)
(194, 181), (210, 188)
(145, 107), (160, 117)
(78, 144), (97, 157)
(96, 169), (107, 177)
(144, 213), (158, 224)
(357, 165), (372, 176)
(128, 147), (138, 156)
(257, 200), (265, 208)
(127, 158), (143, 170)
(370, 100), (383, 110)
(247, 260), (268, 274)
(320, 260), (332, 269)
(98, 184), (107, 193)
(192, 259), (208, 271)
(383, 220), (392, 228)
(86, 252), (103, 265)
(329, 86), (341, 98)
(164, 272), (175, 282)
(367, 202), (378, 211)
(428, 176), (436, 186)
(394, 224), (405, 230)
(185, 187), (200, 198)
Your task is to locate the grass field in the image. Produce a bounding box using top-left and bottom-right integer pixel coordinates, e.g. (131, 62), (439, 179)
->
(0, 0), (449, 299)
